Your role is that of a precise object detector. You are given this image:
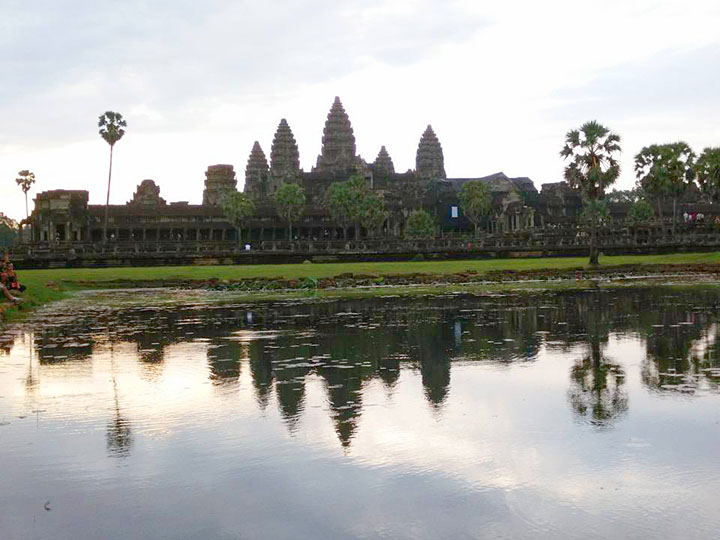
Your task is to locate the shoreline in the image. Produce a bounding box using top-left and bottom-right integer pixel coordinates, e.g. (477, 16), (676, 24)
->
(4, 260), (720, 322)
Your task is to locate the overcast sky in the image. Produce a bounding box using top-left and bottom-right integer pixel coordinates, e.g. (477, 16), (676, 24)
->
(1, 0), (719, 221)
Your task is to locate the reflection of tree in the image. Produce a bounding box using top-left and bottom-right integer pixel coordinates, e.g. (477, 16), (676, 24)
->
(107, 348), (132, 458)
(643, 321), (720, 394)
(568, 339), (628, 428)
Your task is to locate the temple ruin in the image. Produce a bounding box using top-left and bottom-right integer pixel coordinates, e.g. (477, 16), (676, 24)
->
(21, 96), (654, 256)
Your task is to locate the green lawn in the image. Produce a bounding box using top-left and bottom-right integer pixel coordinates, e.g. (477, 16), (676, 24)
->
(18, 252), (720, 284)
(4, 252), (720, 322)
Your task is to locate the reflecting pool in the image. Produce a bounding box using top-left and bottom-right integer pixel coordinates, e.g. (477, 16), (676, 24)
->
(2, 287), (720, 539)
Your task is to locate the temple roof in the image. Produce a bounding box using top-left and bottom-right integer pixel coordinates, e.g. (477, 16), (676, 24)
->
(416, 125), (446, 180)
(373, 146), (395, 176)
(270, 119), (300, 184)
(245, 141), (269, 195)
(315, 97), (357, 172)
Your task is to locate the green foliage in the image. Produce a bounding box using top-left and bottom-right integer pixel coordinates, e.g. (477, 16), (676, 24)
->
(15, 170), (35, 195)
(696, 147), (720, 201)
(221, 191), (255, 244)
(560, 121), (621, 199)
(605, 187), (643, 204)
(560, 121), (621, 265)
(406, 209), (436, 238)
(0, 213), (18, 247)
(326, 175), (387, 237)
(635, 142), (696, 200)
(358, 191), (388, 234)
(221, 191), (255, 227)
(458, 181), (492, 236)
(98, 111), (127, 147)
(580, 199), (610, 226)
(15, 169), (36, 220)
(274, 183), (306, 237)
(326, 181), (354, 231)
(627, 199), (654, 226)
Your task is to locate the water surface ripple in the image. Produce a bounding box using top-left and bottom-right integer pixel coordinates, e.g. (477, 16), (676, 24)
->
(1, 287), (720, 539)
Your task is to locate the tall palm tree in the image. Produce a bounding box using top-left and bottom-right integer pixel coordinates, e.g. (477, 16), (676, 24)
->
(98, 111), (127, 242)
(560, 121), (621, 266)
(15, 169), (36, 220)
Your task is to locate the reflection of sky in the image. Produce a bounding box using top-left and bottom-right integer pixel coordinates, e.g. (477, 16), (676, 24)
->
(1, 294), (720, 539)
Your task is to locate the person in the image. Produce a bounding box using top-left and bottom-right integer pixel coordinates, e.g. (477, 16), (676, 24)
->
(1, 254), (25, 304)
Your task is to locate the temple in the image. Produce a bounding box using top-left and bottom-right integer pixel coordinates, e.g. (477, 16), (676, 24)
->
(22, 96), (599, 249)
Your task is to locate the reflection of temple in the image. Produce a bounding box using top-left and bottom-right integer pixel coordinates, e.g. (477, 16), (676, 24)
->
(23, 288), (720, 447)
(22, 97), (588, 245)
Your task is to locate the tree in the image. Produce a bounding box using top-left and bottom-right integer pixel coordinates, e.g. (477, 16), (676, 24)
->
(0, 213), (18, 248)
(627, 199), (654, 243)
(579, 199), (610, 229)
(274, 183), (305, 241)
(458, 180), (492, 237)
(15, 170), (35, 220)
(560, 121), (621, 266)
(605, 187), (643, 204)
(359, 191), (388, 237)
(696, 147), (720, 202)
(326, 175), (385, 240)
(98, 111), (127, 242)
(406, 209), (435, 238)
(220, 191), (255, 246)
(627, 199), (654, 226)
(326, 181), (354, 240)
(635, 142), (696, 237)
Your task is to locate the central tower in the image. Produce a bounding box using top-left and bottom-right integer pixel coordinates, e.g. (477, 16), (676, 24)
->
(315, 97), (357, 173)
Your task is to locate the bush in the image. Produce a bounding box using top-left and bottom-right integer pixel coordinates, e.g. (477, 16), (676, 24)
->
(406, 210), (435, 238)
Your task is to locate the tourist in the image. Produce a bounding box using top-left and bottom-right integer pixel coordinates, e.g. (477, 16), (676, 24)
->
(1, 263), (23, 304)
(1, 254), (25, 300)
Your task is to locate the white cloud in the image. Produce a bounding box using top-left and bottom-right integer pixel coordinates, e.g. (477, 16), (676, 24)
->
(1, 0), (719, 220)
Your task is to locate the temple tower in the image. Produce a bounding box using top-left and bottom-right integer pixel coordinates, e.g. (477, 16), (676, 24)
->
(202, 164), (237, 206)
(415, 125), (446, 181)
(269, 118), (301, 190)
(128, 180), (166, 206)
(373, 146), (395, 177)
(244, 141), (270, 198)
(315, 97), (357, 173)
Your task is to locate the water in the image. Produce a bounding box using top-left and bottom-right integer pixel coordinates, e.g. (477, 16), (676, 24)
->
(2, 287), (720, 540)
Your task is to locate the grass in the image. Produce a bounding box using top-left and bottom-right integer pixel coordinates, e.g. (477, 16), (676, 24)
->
(3, 251), (720, 322)
(17, 252), (720, 284)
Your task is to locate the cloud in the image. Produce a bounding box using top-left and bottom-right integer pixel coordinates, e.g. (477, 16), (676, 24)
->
(0, 0), (486, 144)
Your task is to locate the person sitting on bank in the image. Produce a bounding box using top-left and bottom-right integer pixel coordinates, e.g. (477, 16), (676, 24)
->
(1, 255), (25, 303)
(1, 273), (23, 304)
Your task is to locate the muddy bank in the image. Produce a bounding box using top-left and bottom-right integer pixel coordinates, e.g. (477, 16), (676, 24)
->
(64, 263), (720, 292)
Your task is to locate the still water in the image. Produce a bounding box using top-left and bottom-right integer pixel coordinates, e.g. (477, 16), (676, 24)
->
(1, 287), (720, 539)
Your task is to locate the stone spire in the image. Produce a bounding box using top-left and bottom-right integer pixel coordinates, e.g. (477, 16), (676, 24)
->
(244, 141), (269, 198)
(269, 118), (300, 190)
(415, 125), (446, 181)
(373, 146), (395, 177)
(315, 96), (357, 173)
(203, 164), (237, 206)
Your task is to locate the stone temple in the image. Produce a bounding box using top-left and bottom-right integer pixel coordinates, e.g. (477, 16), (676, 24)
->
(24, 97), (584, 245)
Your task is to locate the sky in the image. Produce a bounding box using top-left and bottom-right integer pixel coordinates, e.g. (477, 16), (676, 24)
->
(1, 0), (719, 222)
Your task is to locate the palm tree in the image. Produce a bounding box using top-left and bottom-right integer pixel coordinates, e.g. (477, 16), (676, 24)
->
(635, 142), (695, 237)
(15, 170), (36, 220)
(273, 183), (306, 241)
(220, 190), (255, 246)
(560, 121), (621, 266)
(98, 111), (127, 242)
